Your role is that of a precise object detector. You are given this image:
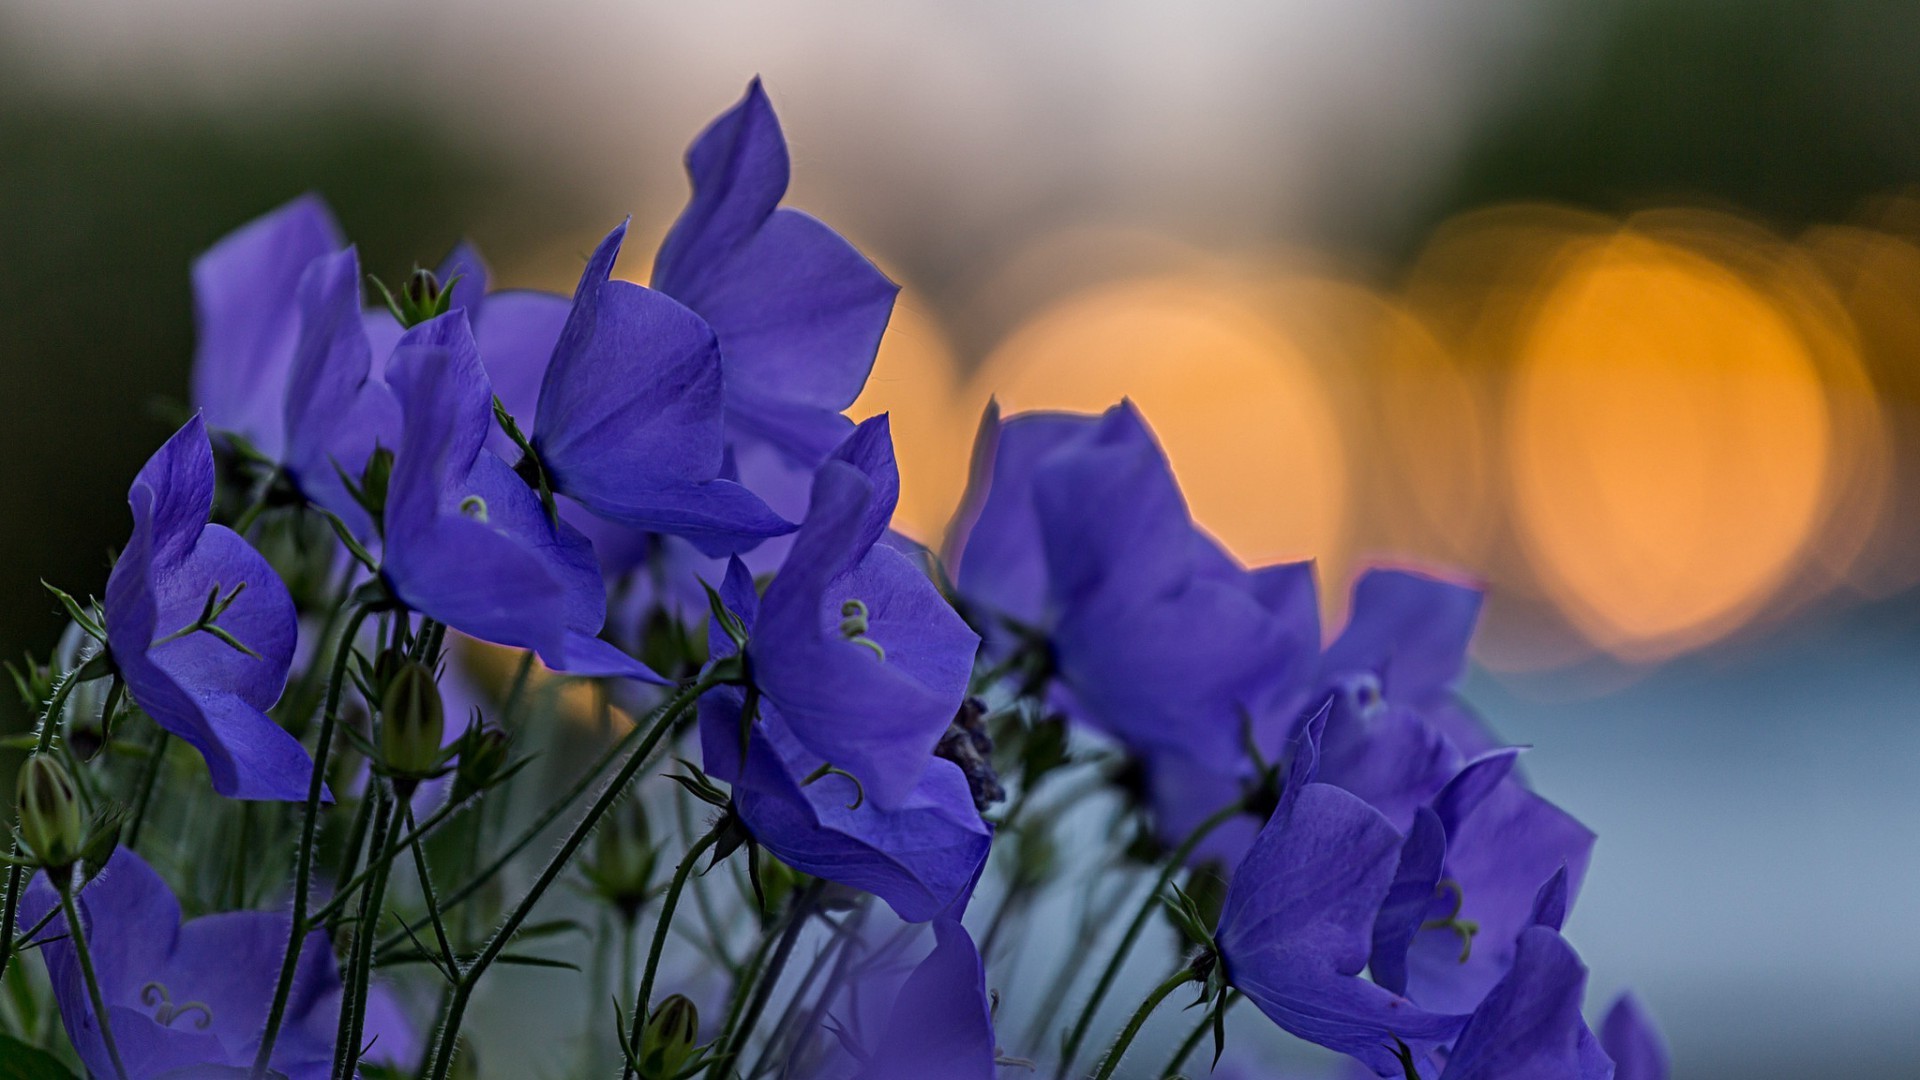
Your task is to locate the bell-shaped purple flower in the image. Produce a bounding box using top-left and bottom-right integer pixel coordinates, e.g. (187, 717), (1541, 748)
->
(104, 416), (314, 801)
(847, 919), (997, 1080)
(740, 415), (979, 811)
(18, 848), (418, 1079)
(1599, 991), (1669, 1080)
(511, 220), (794, 554)
(699, 558), (989, 923)
(1213, 711), (1466, 1068)
(1428, 871), (1613, 1080)
(947, 401), (1319, 858)
(380, 324), (658, 680)
(654, 79), (898, 465)
(1215, 715), (1467, 1075)
(190, 195), (344, 458)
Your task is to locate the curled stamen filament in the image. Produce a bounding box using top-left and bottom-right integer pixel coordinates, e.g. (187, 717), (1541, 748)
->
(838, 599), (886, 661)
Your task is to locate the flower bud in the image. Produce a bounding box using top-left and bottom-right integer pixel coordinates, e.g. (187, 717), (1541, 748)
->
(636, 995), (700, 1079)
(379, 661), (445, 780)
(17, 756), (83, 871)
(451, 723), (511, 803)
(405, 267), (444, 311)
(585, 799), (656, 919)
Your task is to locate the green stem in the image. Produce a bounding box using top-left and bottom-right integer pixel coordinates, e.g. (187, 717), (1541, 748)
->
(312, 790), (467, 929)
(122, 726), (170, 852)
(1052, 801), (1242, 1080)
(707, 882), (822, 1080)
(333, 785), (400, 1080)
(323, 791), (377, 934)
(406, 802), (461, 981)
(0, 671), (83, 984)
(252, 602), (374, 1079)
(422, 676), (717, 1080)
(1089, 969), (1198, 1080)
(620, 822), (727, 1079)
(746, 897), (869, 1079)
(60, 881), (130, 1080)
(1160, 990), (1238, 1078)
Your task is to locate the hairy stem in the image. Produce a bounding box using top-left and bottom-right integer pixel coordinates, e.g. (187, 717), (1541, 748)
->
(620, 821), (726, 1079)
(1089, 969), (1198, 1080)
(60, 881), (130, 1080)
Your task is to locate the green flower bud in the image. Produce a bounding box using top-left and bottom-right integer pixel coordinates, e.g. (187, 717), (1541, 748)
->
(637, 995), (700, 1079)
(585, 799), (656, 919)
(379, 662), (445, 780)
(17, 756), (83, 871)
(450, 723), (511, 803)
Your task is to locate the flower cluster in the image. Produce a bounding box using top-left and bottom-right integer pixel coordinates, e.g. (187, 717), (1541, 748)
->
(0, 79), (1668, 1080)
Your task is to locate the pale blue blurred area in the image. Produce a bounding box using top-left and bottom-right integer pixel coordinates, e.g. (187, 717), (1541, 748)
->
(1463, 595), (1920, 1077)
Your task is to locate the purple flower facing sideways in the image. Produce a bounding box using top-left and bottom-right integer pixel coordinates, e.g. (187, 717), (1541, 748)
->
(946, 401), (1318, 858)
(841, 919), (997, 1080)
(733, 414), (980, 812)
(379, 327), (658, 680)
(654, 78), (899, 466)
(699, 557), (990, 923)
(190, 195), (343, 459)
(19, 848), (417, 1080)
(1599, 991), (1670, 1080)
(1214, 713), (1466, 1075)
(104, 416), (314, 801)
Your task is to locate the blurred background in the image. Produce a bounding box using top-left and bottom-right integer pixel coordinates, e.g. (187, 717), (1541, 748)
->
(2, 0), (1917, 1075)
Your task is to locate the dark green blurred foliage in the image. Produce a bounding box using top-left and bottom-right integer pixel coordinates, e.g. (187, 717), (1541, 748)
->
(0, 71), (584, 736)
(1424, 0), (1920, 238)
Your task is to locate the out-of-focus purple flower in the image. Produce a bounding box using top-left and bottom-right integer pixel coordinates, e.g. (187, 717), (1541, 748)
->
(946, 401), (1318, 857)
(1382, 748), (1597, 1016)
(1215, 715), (1466, 1075)
(104, 416), (314, 801)
(732, 415), (979, 812)
(1425, 870), (1613, 1080)
(380, 327), (658, 681)
(190, 195), (344, 458)
(18, 848), (417, 1080)
(504, 221), (795, 555)
(1599, 991), (1669, 1080)
(654, 79), (899, 466)
(846, 919), (997, 1080)
(699, 557), (989, 923)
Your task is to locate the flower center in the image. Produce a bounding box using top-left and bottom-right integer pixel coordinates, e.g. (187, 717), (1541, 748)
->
(140, 981), (213, 1030)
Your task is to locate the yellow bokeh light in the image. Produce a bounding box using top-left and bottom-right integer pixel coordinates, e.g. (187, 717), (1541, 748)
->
(849, 301), (969, 544)
(1506, 231), (1834, 659)
(965, 276), (1348, 569)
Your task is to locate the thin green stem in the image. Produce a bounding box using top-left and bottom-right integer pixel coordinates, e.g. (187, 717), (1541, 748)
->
(621, 822), (727, 1079)
(252, 601), (374, 1079)
(1089, 969), (1198, 1080)
(60, 882), (129, 1080)
(312, 790), (468, 930)
(1160, 990), (1238, 1078)
(406, 802), (460, 981)
(333, 786), (401, 1080)
(707, 882), (822, 1080)
(422, 676), (717, 1080)
(0, 671), (83, 984)
(1052, 800), (1242, 1079)
(122, 726), (170, 852)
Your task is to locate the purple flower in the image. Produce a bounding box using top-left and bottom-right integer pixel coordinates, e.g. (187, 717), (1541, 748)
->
(698, 557), (989, 923)
(846, 919), (997, 1080)
(1214, 714), (1466, 1075)
(378, 324), (658, 680)
(504, 220), (795, 554)
(1424, 870), (1612, 1080)
(654, 79), (899, 465)
(104, 416), (314, 801)
(946, 401), (1318, 856)
(1599, 992), (1669, 1080)
(731, 414), (979, 812)
(190, 195), (344, 458)
(18, 848), (418, 1080)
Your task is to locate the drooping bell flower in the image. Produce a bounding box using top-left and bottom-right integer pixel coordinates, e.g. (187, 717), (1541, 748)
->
(17, 848), (418, 1079)
(732, 414), (979, 811)
(379, 324), (657, 680)
(1378, 748), (1597, 1016)
(104, 416), (314, 801)
(1598, 992), (1669, 1080)
(946, 401), (1319, 858)
(846, 919), (998, 1080)
(1214, 714), (1466, 1075)
(496, 220), (794, 555)
(654, 78), (899, 465)
(190, 195), (344, 458)
(699, 557), (989, 922)
(1423, 869), (1613, 1080)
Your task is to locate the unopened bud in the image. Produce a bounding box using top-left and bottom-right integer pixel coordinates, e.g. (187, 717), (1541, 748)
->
(451, 723), (511, 802)
(405, 268), (444, 310)
(17, 756), (83, 871)
(379, 662), (445, 779)
(637, 995), (700, 1079)
(586, 799), (656, 918)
